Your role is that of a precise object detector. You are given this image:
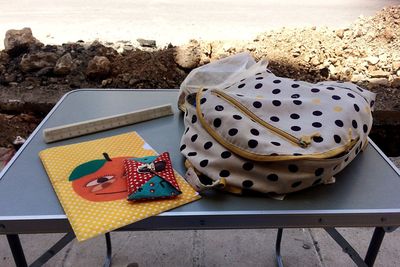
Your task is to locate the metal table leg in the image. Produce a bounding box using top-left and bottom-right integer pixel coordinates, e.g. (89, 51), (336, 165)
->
(275, 228), (284, 267)
(364, 227), (386, 267)
(104, 232), (112, 267)
(6, 234), (28, 267)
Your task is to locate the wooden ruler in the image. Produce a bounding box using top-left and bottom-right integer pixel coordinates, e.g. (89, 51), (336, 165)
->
(43, 104), (173, 143)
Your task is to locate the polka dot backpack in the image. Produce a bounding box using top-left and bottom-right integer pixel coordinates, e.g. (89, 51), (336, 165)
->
(179, 53), (376, 195)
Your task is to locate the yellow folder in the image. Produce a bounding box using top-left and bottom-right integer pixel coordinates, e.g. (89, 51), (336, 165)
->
(39, 132), (200, 241)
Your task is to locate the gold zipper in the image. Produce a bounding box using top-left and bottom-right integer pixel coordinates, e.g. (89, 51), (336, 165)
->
(212, 89), (317, 148)
(195, 88), (358, 161)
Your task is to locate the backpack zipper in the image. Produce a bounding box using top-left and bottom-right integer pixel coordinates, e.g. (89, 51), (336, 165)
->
(195, 88), (358, 161)
(211, 89), (315, 148)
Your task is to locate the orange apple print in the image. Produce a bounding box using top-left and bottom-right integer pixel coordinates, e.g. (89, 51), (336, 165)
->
(69, 153), (130, 202)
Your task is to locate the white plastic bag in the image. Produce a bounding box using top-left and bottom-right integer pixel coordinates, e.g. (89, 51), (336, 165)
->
(178, 52), (270, 110)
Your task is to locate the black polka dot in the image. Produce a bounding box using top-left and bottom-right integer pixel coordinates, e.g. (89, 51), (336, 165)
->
(243, 162), (254, 171)
(215, 105), (224, 111)
(221, 151), (231, 159)
(347, 93), (355, 98)
(352, 120), (358, 128)
(355, 147), (360, 155)
(293, 153), (303, 156)
(185, 127), (189, 134)
(236, 94), (244, 97)
(313, 111), (323, 116)
(191, 134), (198, 142)
(334, 135), (341, 143)
(312, 179), (322, 186)
(200, 98), (207, 104)
(248, 139), (258, 148)
(315, 168), (324, 176)
(291, 94), (300, 99)
(326, 86), (335, 90)
(312, 122), (322, 128)
(271, 141), (281, 146)
(213, 118), (222, 127)
(253, 101), (262, 108)
(238, 83), (245, 88)
(242, 180), (254, 188)
(180, 144), (186, 151)
(357, 86), (364, 92)
(188, 152), (197, 156)
(219, 170), (230, 177)
(254, 83), (263, 89)
(291, 181), (302, 188)
(270, 116), (280, 122)
(250, 129), (259, 136)
(335, 120), (344, 127)
(333, 165), (339, 170)
(290, 113), (300, 119)
(313, 136), (324, 143)
(228, 128), (238, 136)
(256, 76), (263, 80)
(200, 160), (208, 167)
(288, 164), (299, 172)
(267, 174), (279, 181)
(191, 115), (197, 123)
(354, 104), (360, 112)
(204, 142), (213, 150)
(272, 100), (281, 106)
(273, 80), (281, 84)
(363, 124), (368, 133)
(233, 115), (242, 120)
(332, 95), (341, 100)
(345, 157), (349, 162)
(272, 89), (281, 94)
(291, 84), (300, 88)
(293, 100), (302, 105)
(291, 126), (301, 131)
(311, 88), (320, 93)
(370, 100), (375, 107)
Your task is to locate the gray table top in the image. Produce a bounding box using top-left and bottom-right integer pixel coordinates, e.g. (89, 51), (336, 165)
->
(1, 89), (400, 234)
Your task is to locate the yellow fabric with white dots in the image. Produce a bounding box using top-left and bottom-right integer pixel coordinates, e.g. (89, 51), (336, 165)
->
(39, 132), (200, 241)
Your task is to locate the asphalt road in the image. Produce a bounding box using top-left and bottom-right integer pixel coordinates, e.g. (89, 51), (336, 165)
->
(1, 0), (399, 48)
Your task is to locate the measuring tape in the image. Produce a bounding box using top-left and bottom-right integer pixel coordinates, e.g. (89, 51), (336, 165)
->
(43, 104), (173, 143)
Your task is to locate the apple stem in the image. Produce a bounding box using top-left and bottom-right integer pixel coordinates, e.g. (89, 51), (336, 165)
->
(103, 152), (112, 161)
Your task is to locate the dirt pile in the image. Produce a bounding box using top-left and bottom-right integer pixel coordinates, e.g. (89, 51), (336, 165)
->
(0, 6), (399, 154)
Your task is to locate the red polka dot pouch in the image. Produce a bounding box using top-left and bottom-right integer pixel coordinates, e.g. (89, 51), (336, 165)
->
(124, 152), (182, 201)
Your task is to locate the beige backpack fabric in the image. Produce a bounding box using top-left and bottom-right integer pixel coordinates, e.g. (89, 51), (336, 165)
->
(179, 53), (376, 195)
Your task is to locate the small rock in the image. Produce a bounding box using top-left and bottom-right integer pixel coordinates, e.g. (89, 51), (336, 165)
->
(174, 40), (201, 69)
(86, 56), (111, 80)
(397, 70), (400, 76)
(369, 70), (390, 78)
(4, 27), (42, 56)
(36, 66), (53, 77)
(20, 52), (58, 72)
(392, 77), (400, 88)
(310, 57), (320, 66)
(0, 51), (9, 64)
(335, 29), (345, 39)
(393, 61), (400, 72)
(54, 53), (74, 75)
(368, 78), (389, 87)
(137, 38), (156, 48)
(292, 48), (301, 57)
(12, 136), (26, 150)
(351, 74), (365, 83)
(366, 56), (380, 65)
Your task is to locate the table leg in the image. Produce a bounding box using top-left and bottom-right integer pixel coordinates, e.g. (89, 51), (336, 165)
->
(364, 227), (386, 267)
(275, 228), (284, 267)
(6, 234), (28, 267)
(104, 232), (112, 267)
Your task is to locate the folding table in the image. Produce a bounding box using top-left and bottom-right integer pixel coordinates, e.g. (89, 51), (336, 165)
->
(1, 89), (399, 267)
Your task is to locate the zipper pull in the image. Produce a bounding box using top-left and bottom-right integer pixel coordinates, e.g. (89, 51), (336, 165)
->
(299, 132), (321, 148)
